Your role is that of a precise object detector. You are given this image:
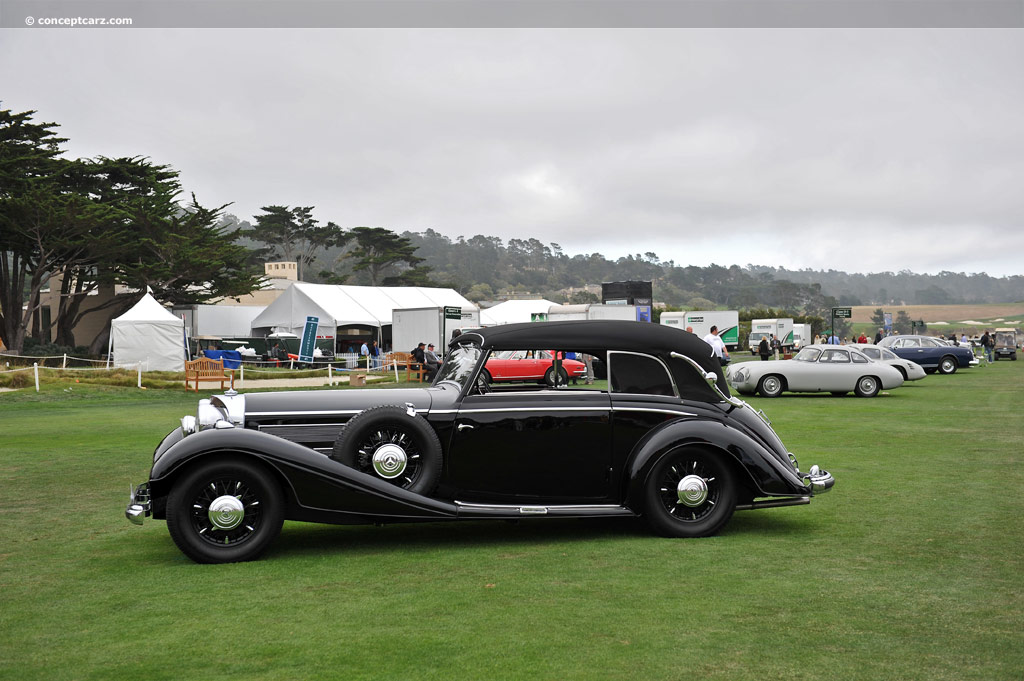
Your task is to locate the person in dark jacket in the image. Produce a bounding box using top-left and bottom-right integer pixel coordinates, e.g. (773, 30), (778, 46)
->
(411, 342), (426, 364)
(758, 336), (771, 361)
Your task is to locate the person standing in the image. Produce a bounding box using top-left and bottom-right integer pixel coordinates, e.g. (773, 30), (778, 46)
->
(874, 328), (884, 344)
(359, 340), (370, 369)
(857, 332), (868, 344)
(980, 330), (994, 363)
(758, 335), (771, 361)
(703, 326), (730, 364)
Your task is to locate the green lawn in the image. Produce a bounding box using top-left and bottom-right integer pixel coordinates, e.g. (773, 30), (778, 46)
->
(1, 364), (1022, 680)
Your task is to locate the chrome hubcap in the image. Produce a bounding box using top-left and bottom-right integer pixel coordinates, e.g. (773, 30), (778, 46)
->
(207, 495), (245, 530)
(677, 475), (709, 507)
(372, 443), (408, 479)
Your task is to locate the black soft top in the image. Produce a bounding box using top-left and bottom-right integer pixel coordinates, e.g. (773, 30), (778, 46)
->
(452, 320), (729, 400)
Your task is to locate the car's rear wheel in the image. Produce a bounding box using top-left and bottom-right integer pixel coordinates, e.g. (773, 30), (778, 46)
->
(544, 367), (569, 387)
(757, 374), (785, 398)
(938, 356), (958, 374)
(644, 447), (736, 538)
(854, 375), (880, 398)
(166, 457), (284, 564)
(332, 405), (442, 495)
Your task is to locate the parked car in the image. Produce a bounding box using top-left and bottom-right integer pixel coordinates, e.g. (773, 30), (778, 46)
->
(483, 349), (588, 385)
(876, 335), (975, 374)
(847, 344), (928, 381)
(125, 320), (835, 563)
(726, 344), (905, 398)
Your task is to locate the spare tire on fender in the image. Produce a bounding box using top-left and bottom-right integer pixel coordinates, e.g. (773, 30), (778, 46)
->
(331, 404), (442, 495)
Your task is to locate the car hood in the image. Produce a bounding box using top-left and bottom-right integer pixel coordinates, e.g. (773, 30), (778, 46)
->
(241, 387), (442, 420)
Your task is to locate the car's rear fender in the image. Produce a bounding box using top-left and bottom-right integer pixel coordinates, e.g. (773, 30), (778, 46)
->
(147, 427), (458, 522)
(623, 418), (809, 509)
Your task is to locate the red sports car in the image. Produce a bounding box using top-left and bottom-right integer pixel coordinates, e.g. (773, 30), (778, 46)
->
(482, 350), (587, 386)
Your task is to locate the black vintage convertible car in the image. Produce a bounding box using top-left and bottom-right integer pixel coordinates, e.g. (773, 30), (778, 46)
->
(126, 320), (834, 563)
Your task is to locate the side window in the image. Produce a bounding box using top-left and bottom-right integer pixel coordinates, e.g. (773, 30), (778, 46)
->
(608, 352), (675, 396)
(852, 352), (868, 363)
(862, 348), (880, 359)
(821, 349), (851, 363)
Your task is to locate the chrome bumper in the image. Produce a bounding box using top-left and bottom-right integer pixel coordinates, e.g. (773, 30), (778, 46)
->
(802, 465), (835, 495)
(125, 482), (151, 525)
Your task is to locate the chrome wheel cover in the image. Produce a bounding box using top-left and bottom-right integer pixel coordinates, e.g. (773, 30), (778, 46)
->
(859, 377), (877, 393)
(371, 443), (408, 479)
(677, 475), (709, 507)
(208, 495), (245, 530)
(762, 376), (782, 395)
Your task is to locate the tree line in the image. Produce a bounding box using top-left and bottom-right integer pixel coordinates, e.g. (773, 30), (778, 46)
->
(5, 105), (1022, 355)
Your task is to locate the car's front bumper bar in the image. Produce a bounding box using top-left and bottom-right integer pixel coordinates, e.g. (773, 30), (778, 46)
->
(125, 482), (151, 525)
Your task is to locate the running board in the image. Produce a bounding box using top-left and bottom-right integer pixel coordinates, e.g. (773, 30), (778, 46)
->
(734, 496), (811, 511)
(455, 501), (636, 519)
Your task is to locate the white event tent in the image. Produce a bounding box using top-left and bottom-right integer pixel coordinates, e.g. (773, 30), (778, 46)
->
(250, 283), (475, 337)
(109, 293), (187, 371)
(479, 299), (556, 325)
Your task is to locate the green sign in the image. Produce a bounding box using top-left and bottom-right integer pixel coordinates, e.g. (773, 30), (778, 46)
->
(531, 313), (548, 322)
(444, 306), (462, 320)
(833, 307), (852, 319)
(299, 316), (319, 363)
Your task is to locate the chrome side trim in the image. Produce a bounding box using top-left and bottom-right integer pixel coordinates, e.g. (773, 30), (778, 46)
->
(607, 350), (680, 398)
(455, 501), (626, 512)
(455, 407), (610, 414)
(734, 496), (811, 511)
(247, 409), (427, 417)
(611, 407), (697, 417)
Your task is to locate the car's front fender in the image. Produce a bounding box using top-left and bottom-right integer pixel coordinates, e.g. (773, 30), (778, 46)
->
(147, 427), (458, 522)
(623, 418), (810, 510)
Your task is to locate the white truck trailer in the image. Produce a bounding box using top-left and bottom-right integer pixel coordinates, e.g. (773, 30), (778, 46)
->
(548, 304), (642, 322)
(392, 306), (480, 354)
(749, 318), (795, 353)
(661, 311), (740, 350)
(792, 323), (813, 349)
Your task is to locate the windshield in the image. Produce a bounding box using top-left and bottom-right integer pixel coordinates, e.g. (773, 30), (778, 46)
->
(434, 344), (483, 388)
(794, 348), (821, 362)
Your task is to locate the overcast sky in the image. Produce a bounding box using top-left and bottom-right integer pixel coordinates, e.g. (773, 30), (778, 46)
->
(2, 28), (1022, 276)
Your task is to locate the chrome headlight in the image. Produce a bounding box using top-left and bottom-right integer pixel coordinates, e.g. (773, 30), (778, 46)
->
(732, 367), (748, 383)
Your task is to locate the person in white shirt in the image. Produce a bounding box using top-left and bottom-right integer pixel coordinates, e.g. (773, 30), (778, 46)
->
(702, 326), (730, 363)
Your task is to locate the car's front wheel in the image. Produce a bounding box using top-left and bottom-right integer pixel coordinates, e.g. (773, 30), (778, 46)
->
(854, 375), (880, 398)
(938, 356), (958, 374)
(757, 374), (785, 397)
(166, 457), (284, 564)
(644, 447), (736, 538)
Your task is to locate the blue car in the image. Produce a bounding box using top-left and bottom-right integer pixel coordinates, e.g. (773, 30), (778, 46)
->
(877, 335), (974, 374)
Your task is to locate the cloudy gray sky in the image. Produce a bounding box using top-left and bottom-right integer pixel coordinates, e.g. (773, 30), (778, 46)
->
(2, 28), (1022, 275)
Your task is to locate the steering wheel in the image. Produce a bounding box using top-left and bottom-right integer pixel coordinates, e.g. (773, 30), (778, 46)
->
(475, 371), (490, 394)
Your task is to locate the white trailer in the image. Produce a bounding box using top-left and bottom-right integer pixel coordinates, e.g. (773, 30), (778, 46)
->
(659, 311), (687, 328)
(174, 304), (267, 338)
(677, 311), (740, 349)
(392, 306), (480, 354)
(749, 318), (796, 353)
(792, 323), (813, 349)
(587, 304), (640, 321)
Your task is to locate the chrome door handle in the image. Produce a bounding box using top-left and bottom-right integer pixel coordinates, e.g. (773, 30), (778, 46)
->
(457, 424), (474, 431)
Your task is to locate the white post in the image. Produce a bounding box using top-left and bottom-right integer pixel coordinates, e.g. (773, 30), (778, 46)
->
(290, 359), (294, 370)
(62, 353), (67, 369)
(240, 364), (245, 387)
(34, 363), (40, 392)
(328, 364), (333, 385)
(137, 361), (142, 388)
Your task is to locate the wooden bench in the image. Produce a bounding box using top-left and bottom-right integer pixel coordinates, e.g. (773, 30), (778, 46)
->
(385, 351), (426, 382)
(184, 357), (231, 392)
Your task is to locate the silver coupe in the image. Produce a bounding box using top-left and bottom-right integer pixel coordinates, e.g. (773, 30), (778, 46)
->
(726, 344), (905, 398)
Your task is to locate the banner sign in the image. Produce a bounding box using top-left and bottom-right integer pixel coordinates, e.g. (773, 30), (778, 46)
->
(299, 316), (319, 363)
(444, 306), (462, 320)
(832, 307), (853, 319)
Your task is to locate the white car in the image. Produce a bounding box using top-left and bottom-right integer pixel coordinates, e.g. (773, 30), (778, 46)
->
(726, 344), (905, 398)
(847, 344), (927, 381)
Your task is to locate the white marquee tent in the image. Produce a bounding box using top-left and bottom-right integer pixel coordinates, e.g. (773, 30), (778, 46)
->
(109, 293), (187, 371)
(479, 299), (556, 325)
(249, 283), (475, 337)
